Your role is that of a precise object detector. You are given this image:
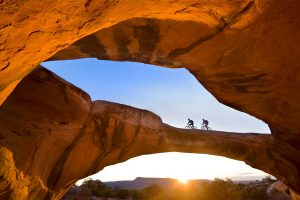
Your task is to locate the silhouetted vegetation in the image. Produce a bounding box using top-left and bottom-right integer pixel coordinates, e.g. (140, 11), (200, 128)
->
(63, 177), (277, 200)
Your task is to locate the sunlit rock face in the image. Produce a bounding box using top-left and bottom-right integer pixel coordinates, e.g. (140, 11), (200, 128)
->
(0, 0), (300, 199)
(0, 0), (262, 106)
(50, 0), (300, 140)
(0, 67), (160, 199)
(0, 67), (297, 200)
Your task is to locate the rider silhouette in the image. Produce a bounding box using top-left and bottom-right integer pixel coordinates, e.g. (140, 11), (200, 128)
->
(188, 118), (194, 127)
(202, 119), (209, 130)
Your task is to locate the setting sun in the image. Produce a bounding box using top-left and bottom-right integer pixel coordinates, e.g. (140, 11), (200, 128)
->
(178, 178), (190, 185)
(76, 153), (269, 185)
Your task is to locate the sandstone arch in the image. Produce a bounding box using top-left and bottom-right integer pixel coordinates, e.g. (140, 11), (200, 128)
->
(0, 0), (300, 199)
(0, 67), (287, 199)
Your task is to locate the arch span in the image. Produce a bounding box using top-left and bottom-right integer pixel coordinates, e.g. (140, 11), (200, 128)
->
(0, 67), (298, 199)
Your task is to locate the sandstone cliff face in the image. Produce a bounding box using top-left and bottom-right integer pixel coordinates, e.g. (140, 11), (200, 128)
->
(0, 0), (300, 199)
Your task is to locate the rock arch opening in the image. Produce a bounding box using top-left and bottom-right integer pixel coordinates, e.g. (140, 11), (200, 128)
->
(41, 58), (271, 188)
(77, 153), (270, 185)
(0, 64), (276, 200)
(42, 58), (270, 133)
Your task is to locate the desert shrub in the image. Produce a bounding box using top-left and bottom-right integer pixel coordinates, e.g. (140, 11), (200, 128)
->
(130, 190), (143, 200)
(240, 185), (269, 200)
(197, 178), (243, 200)
(138, 184), (164, 200)
(114, 189), (130, 199)
(262, 175), (276, 184)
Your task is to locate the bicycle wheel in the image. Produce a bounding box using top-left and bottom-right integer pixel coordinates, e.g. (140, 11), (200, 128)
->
(192, 126), (197, 129)
(201, 126), (206, 130)
(185, 125), (191, 129)
(207, 127), (212, 130)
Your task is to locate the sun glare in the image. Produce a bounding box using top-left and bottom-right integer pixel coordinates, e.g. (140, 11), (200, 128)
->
(178, 177), (190, 185)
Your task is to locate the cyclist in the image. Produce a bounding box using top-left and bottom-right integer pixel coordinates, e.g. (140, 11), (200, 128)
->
(188, 118), (194, 128)
(202, 119), (209, 130)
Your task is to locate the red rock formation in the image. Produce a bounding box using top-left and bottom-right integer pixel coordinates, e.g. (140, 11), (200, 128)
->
(50, 0), (300, 139)
(0, 0), (300, 199)
(0, 0), (261, 106)
(0, 67), (297, 200)
(267, 181), (291, 200)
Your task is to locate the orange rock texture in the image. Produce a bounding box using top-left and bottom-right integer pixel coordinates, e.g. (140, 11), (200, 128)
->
(0, 67), (289, 199)
(0, 0), (262, 105)
(0, 0), (300, 199)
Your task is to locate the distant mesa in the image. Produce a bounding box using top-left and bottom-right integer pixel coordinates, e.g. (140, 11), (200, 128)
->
(104, 177), (209, 190)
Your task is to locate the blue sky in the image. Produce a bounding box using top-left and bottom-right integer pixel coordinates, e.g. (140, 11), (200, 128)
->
(42, 58), (270, 182)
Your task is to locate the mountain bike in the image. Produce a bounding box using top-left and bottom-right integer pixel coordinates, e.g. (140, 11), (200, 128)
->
(185, 124), (197, 129)
(201, 125), (212, 130)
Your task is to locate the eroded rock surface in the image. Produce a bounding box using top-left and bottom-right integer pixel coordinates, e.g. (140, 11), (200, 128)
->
(0, 0), (262, 106)
(0, 67), (298, 200)
(0, 0), (300, 199)
(50, 0), (300, 139)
